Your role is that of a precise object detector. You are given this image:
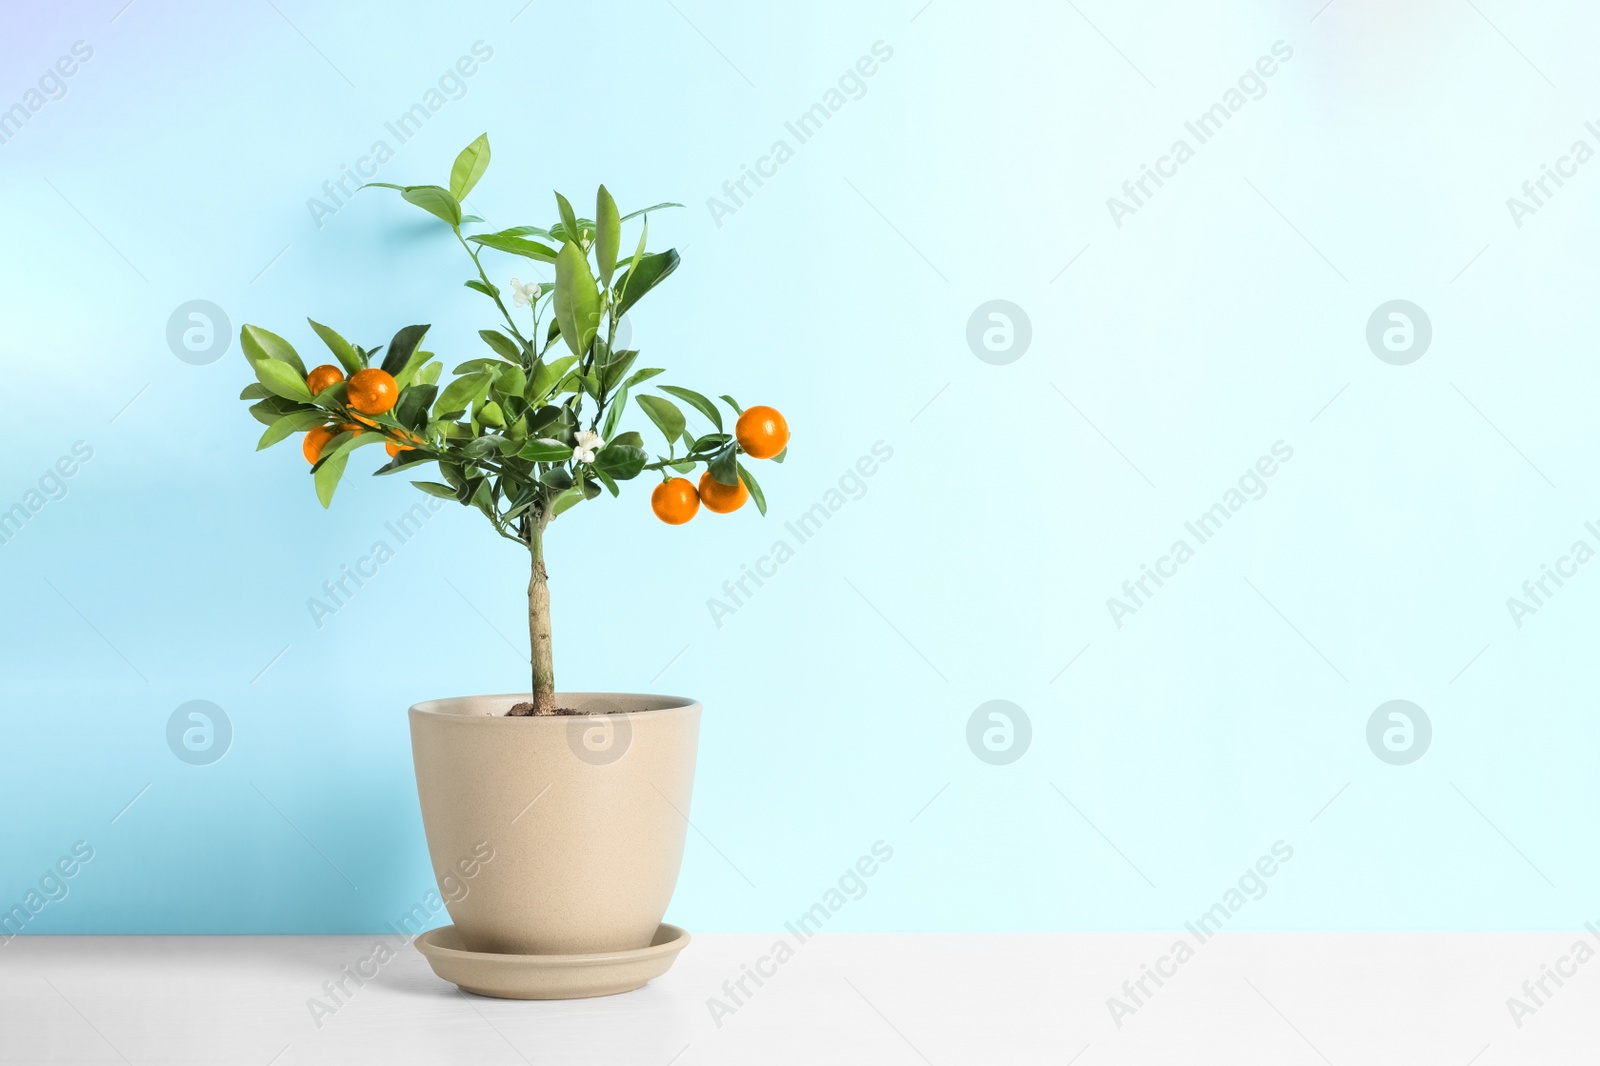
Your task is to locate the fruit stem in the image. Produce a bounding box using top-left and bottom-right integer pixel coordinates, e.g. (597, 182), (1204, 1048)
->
(526, 506), (557, 715)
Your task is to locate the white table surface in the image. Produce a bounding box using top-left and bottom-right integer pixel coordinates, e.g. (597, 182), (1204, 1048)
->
(0, 933), (1588, 1064)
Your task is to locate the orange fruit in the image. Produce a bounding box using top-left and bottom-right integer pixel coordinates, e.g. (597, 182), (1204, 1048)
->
(306, 364), (345, 395)
(735, 405), (788, 459)
(698, 470), (748, 514)
(303, 425), (338, 464)
(651, 478), (700, 524)
(347, 368), (398, 415)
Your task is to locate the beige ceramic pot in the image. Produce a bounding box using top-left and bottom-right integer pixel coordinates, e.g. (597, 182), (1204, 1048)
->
(409, 692), (700, 955)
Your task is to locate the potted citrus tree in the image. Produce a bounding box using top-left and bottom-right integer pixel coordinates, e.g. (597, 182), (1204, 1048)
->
(238, 135), (788, 998)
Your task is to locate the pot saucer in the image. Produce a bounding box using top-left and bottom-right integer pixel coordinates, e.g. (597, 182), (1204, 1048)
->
(415, 923), (690, 1000)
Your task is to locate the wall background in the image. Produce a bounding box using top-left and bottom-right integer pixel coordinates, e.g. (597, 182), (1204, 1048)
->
(3, 0), (1598, 934)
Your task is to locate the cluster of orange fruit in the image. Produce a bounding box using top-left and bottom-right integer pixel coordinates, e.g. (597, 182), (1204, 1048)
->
(650, 406), (789, 525)
(300, 365), (412, 464)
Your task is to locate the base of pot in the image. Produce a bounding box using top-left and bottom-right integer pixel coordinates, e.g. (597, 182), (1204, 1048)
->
(415, 923), (691, 1000)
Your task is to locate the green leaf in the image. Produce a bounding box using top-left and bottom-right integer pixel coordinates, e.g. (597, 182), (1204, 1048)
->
(393, 384), (437, 431)
(708, 445), (740, 487)
(553, 241), (602, 357)
(240, 325), (307, 377)
(539, 466), (574, 489)
(614, 248), (680, 318)
(595, 185), (621, 285)
(256, 358), (312, 401)
(551, 486), (585, 517)
(494, 224), (553, 238)
(434, 371), (492, 418)
(466, 278), (499, 298)
(449, 133), (491, 200)
(479, 400), (506, 428)
(624, 367), (666, 389)
(412, 481), (458, 499)
(660, 385), (722, 430)
(257, 410), (326, 450)
(418, 362), (442, 386)
(770, 446), (786, 463)
(248, 396), (309, 425)
(530, 354), (578, 400)
(611, 431), (644, 448)
(520, 439), (575, 462)
(381, 324), (430, 377)
(554, 192), (581, 246)
(239, 383), (271, 400)
(600, 390), (629, 440)
(720, 394), (743, 414)
(314, 450), (349, 507)
(306, 319), (362, 375)
(468, 233), (559, 263)
(620, 202), (684, 222)
(737, 460), (767, 516)
(478, 329), (522, 363)
(401, 185), (462, 227)
(496, 364), (527, 398)
(637, 394), (686, 444)
(593, 443), (646, 480)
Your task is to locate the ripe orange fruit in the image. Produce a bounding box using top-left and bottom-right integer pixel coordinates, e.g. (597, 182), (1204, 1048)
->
(651, 478), (700, 524)
(347, 368), (398, 415)
(303, 425), (338, 464)
(698, 470), (748, 514)
(306, 364), (345, 394)
(736, 405), (788, 459)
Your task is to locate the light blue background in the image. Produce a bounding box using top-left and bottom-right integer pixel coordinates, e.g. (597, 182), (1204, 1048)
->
(3, 0), (1597, 934)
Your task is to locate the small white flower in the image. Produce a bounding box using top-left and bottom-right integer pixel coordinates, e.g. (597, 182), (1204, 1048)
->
(510, 278), (541, 307)
(572, 430), (604, 464)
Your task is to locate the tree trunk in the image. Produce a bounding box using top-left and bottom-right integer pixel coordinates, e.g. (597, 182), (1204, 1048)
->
(527, 509), (557, 715)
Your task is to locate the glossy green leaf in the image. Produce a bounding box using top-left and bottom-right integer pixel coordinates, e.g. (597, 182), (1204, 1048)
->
(708, 445), (739, 487)
(434, 371), (492, 417)
(411, 481), (457, 499)
(393, 384), (437, 430)
(593, 443), (646, 480)
(551, 486), (585, 517)
(240, 325), (307, 377)
(468, 233), (559, 263)
(257, 409), (326, 450)
(737, 460), (767, 516)
(401, 185), (462, 227)
(614, 248), (679, 318)
(530, 354), (578, 400)
(381, 324), (430, 377)
(553, 241), (601, 356)
(554, 192), (580, 246)
(478, 329), (521, 363)
(620, 202), (684, 222)
(595, 185), (621, 285)
(520, 439), (575, 462)
(720, 394), (743, 414)
(256, 358), (312, 401)
(624, 367), (665, 389)
(307, 319), (362, 375)
(637, 394), (686, 444)
(239, 383), (271, 400)
(465, 279), (499, 298)
(449, 133), (491, 200)
(660, 385), (722, 430)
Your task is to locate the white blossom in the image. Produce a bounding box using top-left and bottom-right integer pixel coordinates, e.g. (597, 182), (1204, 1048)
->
(510, 278), (541, 307)
(573, 430), (604, 464)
